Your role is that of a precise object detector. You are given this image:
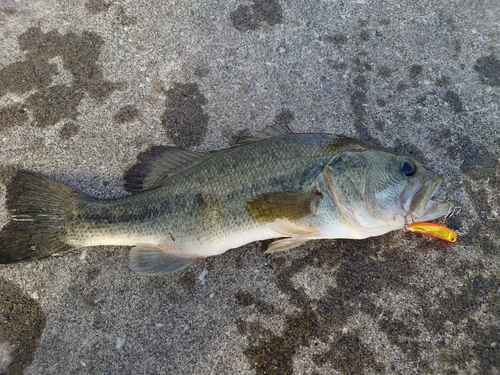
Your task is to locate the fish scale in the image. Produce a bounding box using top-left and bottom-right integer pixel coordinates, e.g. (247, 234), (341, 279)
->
(68, 133), (340, 247)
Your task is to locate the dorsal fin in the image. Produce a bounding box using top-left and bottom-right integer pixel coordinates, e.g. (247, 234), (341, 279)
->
(235, 124), (293, 146)
(124, 145), (205, 193)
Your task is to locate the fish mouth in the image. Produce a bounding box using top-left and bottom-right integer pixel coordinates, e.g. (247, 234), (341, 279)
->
(401, 175), (457, 222)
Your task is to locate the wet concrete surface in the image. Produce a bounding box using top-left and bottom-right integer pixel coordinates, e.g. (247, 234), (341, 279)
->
(0, 0), (499, 374)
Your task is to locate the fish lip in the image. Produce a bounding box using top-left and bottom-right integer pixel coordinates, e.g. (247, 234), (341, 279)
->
(403, 175), (451, 220)
(415, 199), (458, 222)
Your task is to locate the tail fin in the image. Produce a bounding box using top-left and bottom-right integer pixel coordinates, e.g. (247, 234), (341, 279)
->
(0, 171), (87, 263)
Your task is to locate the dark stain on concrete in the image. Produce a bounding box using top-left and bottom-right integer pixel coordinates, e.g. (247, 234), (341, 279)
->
(464, 182), (497, 225)
(26, 85), (85, 128)
(324, 34), (348, 45)
(392, 139), (430, 165)
(234, 291), (281, 315)
(327, 59), (347, 71)
(0, 164), (21, 186)
(409, 64), (423, 80)
(411, 108), (423, 122)
(273, 109), (295, 127)
(445, 18), (457, 32)
(177, 269), (197, 293)
(230, 0), (283, 31)
(0, 57), (57, 96)
(396, 81), (409, 92)
(435, 75), (452, 88)
(86, 267), (102, 283)
(443, 90), (463, 113)
(444, 134), (498, 181)
(0, 7), (17, 17)
(416, 94), (427, 105)
(373, 118), (385, 131)
(378, 66), (393, 78)
(59, 121), (80, 140)
(236, 240), (394, 374)
(0, 277), (46, 374)
(113, 105), (140, 124)
(84, 0), (109, 14)
(237, 229), (499, 374)
(82, 289), (103, 310)
(194, 66), (210, 78)
(358, 19), (369, 27)
(379, 311), (423, 363)
(359, 30), (371, 42)
(0, 103), (28, 132)
(0, 27), (117, 129)
(375, 97), (386, 107)
(380, 19), (390, 27)
(313, 331), (384, 373)
(473, 55), (500, 86)
(236, 310), (328, 375)
(161, 82), (209, 148)
(347, 56), (380, 146)
(19, 28), (116, 101)
(114, 5), (138, 26)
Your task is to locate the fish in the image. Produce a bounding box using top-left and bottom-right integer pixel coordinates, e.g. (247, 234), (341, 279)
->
(406, 222), (458, 242)
(0, 125), (457, 275)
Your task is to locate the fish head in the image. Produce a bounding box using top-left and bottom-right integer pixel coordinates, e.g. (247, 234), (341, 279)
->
(323, 143), (455, 237)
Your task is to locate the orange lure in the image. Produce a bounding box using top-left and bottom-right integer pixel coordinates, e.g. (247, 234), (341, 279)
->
(406, 222), (458, 243)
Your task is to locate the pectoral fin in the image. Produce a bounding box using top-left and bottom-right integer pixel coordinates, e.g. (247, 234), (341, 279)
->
(246, 192), (320, 223)
(129, 244), (197, 276)
(267, 218), (319, 237)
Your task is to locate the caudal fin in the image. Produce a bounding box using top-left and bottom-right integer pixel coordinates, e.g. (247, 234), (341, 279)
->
(0, 171), (87, 263)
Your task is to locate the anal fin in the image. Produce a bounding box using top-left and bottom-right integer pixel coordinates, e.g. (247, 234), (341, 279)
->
(266, 238), (311, 254)
(129, 244), (197, 276)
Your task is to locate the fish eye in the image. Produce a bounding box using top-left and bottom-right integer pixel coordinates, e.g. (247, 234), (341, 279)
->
(400, 159), (417, 177)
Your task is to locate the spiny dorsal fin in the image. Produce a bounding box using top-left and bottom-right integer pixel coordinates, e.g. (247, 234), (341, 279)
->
(246, 192), (320, 223)
(235, 124), (293, 146)
(124, 146), (205, 193)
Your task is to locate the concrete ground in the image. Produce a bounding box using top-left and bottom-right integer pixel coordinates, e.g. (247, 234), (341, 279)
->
(0, 0), (499, 374)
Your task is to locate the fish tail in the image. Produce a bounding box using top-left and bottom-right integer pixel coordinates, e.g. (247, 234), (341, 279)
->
(0, 171), (88, 263)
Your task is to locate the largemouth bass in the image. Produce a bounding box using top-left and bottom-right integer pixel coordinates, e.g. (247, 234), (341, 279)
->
(0, 125), (456, 275)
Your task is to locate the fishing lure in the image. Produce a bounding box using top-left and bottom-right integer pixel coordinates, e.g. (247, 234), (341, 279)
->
(406, 222), (458, 243)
